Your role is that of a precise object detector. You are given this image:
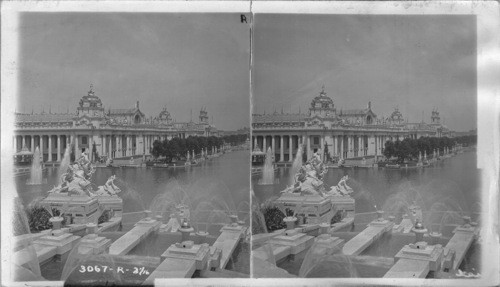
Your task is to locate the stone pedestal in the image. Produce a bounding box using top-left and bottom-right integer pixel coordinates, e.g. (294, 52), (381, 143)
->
(78, 234), (112, 255)
(442, 248), (456, 271)
(50, 217), (64, 230)
(208, 246), (222, 270)
(319, 222), (330, 234)
(195, 231), (209, 245)
(220, 223), (246, 238)
(284, 216), (297, 230)
(274, 194), (334, 225)
(96, 195), (123, 216)
(269, 230), (314, 255)
(161, 241), (210, 270)
(429, 232), (442, 245)
(41, 194), (100, 225)
(394, 241), (444, 272)
(368, 217), (394, 231)
(86, 223), (98, 234)
(445, 222), (479, 271)
(314, 234), (344, 253)
(33, 229), (81, 255)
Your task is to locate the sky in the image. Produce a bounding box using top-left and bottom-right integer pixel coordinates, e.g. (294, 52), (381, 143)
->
(253, 14), (477, 132)
(18, 13), (250, 131)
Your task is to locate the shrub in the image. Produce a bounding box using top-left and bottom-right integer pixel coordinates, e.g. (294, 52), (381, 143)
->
(27, 206), (65, 233)
(98, 209), (112, 224)
(331, 210), (343, 225)
(262, 206), (286, 232)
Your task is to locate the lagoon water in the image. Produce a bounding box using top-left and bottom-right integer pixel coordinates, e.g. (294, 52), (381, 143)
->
(253, 150), (481, 226)
(17, 150), (250, 215)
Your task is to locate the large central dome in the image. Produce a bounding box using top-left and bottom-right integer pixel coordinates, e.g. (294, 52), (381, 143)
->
(309, 86), (335, 117)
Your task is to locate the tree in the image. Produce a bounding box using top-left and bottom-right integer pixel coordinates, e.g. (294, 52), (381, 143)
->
(383, 140), (395, 159)
(151, 140), (163, 158)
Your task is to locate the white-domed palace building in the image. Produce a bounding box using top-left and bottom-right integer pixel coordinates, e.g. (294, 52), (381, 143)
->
(252, 87), (453, 162)
(13, 85), (220, 163)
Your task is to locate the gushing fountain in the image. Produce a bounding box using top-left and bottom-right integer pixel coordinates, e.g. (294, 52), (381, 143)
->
(259, 147), (276, 185)
(288, 145), (303, 186)
(26, 147), (44, 185)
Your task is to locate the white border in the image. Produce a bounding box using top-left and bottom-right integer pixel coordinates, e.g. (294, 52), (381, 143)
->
(2, 1), (499, 286)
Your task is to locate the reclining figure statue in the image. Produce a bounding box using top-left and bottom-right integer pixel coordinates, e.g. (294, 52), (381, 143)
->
(95, 175), (121, 196)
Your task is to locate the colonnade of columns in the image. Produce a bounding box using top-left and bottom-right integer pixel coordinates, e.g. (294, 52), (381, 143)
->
(252, 133), (399, 162)
(13, 133), (172, 163)
(102, 134), (168, 159)
(13, 134), (69, 163)
(252, 134), (304, 162)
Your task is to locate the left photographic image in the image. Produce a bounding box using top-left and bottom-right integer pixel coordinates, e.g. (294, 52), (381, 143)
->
(5, 11), (251, 285)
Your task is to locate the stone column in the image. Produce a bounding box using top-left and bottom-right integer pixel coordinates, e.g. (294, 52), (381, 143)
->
(124, 135), (127, 156)
(112, 136), (116, 158)
(320, 135), (325, 160)
(107, 136), (111, 158)
(57, 135), (61, 162)
(117, 135), (121, 157)
(374, 135), (378, 155)
(131, 136), (135, 156)
(271, 136), (276, 156)
(280, 136), (284, 162)
(135, 136), (139, 156)
(39, 136), (44, 157)
(307, 135), (311, 160)
(75, 135), (80, 159)
(119, 136), (123, 157)
(124, 136), (127, 157)
(142, 135), (145, 154)
(117, 135), (121, 158)
(30, 136), (35, 152)
(100, 135), (104, 157)
(253, 137), (257, 150)
(359, 136), (363, 156)
(331, 135), (336, 158)
(48, 135), (53, 162)
(348, 136), (354, 158)
(146, 135), (153, 154)
(263, 136), (267, 152)
(357, 135), (364, 156)
(21, 136), (26, 148)
(289, 135), (293, 162)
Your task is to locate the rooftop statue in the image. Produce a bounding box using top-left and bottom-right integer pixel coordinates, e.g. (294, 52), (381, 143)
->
(283, 150), (352, 197)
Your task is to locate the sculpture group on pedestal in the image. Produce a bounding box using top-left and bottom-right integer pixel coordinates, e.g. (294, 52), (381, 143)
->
(49, 151), (121, 197)
(282, 150), (353, 197)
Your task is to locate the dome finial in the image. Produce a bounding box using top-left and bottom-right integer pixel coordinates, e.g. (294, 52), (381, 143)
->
(88, 84), (95, 96)
(320, 85), (326, 96)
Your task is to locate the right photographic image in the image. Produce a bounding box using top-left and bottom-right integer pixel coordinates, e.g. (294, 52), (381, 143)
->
(251, 13), (481, 279)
